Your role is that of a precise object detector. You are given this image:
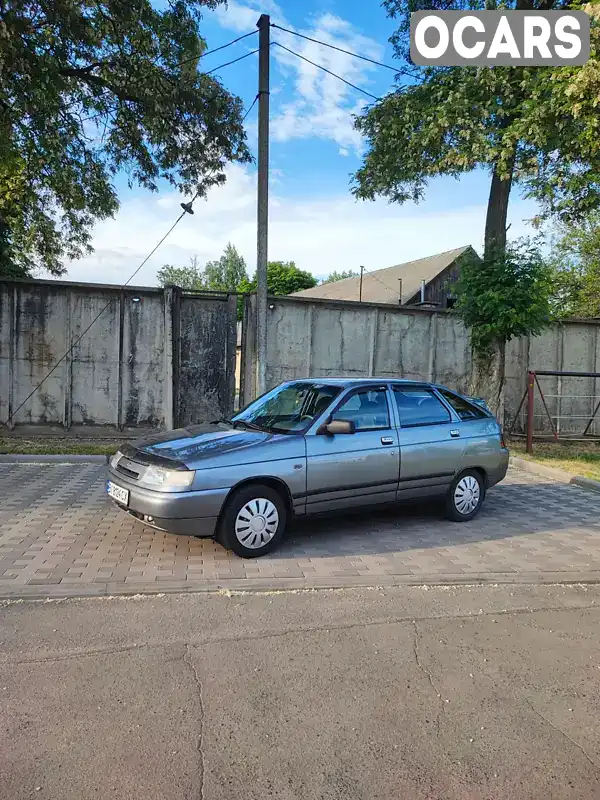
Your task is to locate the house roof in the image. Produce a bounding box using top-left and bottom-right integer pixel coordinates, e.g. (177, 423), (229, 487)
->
(294, 246), (473, 305)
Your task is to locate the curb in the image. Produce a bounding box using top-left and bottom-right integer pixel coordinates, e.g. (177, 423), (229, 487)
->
(0, 454), (108, 464)
(3, 571), (600, 601)
(510, 456), (600, 493)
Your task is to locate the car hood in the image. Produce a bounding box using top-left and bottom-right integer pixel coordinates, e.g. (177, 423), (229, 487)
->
(122, 423), (273, 468)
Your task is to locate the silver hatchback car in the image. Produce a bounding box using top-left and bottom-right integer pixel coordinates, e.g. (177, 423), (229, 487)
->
(107, 378), (509, 557)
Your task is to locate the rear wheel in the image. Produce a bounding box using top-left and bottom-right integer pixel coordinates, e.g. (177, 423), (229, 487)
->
(445, 470), (485, 522)
(217, 483), (287, 558)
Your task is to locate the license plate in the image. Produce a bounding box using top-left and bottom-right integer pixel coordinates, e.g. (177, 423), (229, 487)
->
(107, 481), (129, 506)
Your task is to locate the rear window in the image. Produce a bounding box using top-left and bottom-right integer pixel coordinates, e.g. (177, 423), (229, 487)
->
(393, 387), (451, 427)
(438, 389), (489, 421)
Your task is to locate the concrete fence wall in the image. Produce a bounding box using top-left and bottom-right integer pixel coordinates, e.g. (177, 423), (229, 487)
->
(506, 321), (600, 436)
(2, 280), (599, 436)
(243, 295), (600, 436)
(0, 280), (236, 433)
(241, 295), (473, 404)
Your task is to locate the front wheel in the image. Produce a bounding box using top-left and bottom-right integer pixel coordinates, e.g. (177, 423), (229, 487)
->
(445, 470), (485, 522)
(217, 483), (287, 558)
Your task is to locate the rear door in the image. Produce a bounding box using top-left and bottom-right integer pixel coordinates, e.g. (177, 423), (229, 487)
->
(392, 385), (465, 500)
(304, 385), (399, 513)
(436, 387), (504, 474)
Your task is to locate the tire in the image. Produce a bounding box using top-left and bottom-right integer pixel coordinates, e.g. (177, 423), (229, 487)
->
(445, 470), (485, 522)
(217, 483), (287, 558)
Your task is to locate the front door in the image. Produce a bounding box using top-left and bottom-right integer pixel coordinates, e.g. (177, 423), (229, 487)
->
(304, 386), (399, 513)
(392, 385), (465, 499)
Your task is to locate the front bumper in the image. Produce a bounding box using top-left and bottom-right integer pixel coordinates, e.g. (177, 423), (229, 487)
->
(106, 466), (230, 538)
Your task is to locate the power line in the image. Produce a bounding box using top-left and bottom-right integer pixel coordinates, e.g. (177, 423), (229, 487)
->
(204, 48), (259, 77)
(241, 93), (259, 123)
(272, 41), (380, 102)
(81, 50), (258, 122)
(80, 33), (260, 124)
(66, 30), (259, 120)
(181, 29), (258, 66)
(270, 23), (418, 79)
(363, 268), (404, 298)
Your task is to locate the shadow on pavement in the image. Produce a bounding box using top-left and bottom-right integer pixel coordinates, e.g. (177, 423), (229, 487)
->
(272, 479), (599, 559)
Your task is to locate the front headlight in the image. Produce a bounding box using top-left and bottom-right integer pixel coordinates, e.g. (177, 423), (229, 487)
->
(109, 450), (123, 470)
(138, 465), (195, 490)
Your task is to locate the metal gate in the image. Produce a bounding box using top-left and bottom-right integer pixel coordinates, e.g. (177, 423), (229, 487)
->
(173, 290), (237, 428)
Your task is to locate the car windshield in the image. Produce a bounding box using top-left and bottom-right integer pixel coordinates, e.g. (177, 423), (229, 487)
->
(232, 382), (341, 433)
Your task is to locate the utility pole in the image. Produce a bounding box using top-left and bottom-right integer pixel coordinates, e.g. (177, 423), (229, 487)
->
(359, 266), (365, 302)
(256, 14), (270, 396)
(398, 278), (403, 305)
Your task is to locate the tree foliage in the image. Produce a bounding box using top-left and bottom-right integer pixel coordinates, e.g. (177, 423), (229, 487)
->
(156, 257), (204, 290)
(353, 0), (600, 407)
(321, 269), (360, 284)
(157, 254), (316, 320)
(455, 240), (553, 353)
(157, 246), (248, 292)
(203, 244), (248, 291)
(157, 251), (317, 295)
(548, 212), (600, 318)
(237, 261), (317, 296)
(355, 1), (600, 233)
(0, 0), (251, 277)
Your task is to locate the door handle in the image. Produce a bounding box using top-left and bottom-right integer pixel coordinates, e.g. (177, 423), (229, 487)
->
(450, 429), (460, 438)
(381, 436), (394, 445)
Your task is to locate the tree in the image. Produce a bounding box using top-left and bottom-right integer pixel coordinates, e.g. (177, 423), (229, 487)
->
(157, 256), (315, 319)
(321, 269), (360, 284)
(0, 0), (251, 278)
(203, 244), (248, 291)
(238, 261), (317, 296)
(353, 0), (600, 411)
(548, 213), (600, 318)
(455, 240), (553, 403)
(156, 257), (204, 290)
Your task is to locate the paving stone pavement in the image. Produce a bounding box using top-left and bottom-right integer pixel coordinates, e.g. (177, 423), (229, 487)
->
(1, 463), (599, 597)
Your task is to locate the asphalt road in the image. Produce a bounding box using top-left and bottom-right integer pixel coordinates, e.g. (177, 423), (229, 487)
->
(2, 585), (600, 799)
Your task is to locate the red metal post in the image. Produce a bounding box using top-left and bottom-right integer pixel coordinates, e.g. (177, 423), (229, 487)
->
(534, 374), (559, 443)
(526, 371), (535, 454)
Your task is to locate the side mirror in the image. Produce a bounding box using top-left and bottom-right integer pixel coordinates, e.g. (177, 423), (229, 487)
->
(321, 419), (355, 436)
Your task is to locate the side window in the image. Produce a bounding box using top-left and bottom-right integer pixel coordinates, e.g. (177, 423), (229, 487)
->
(334, 389), (390, 431)
(393, 387), (451, 427)
(439, 389), (488, 421)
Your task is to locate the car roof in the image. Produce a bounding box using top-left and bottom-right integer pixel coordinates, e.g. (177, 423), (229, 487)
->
(289, 377), (439, 387)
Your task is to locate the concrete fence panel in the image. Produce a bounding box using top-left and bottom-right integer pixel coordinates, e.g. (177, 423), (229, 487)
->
(241, 295), (473, 405)
(505, 321), (600, 436)
(0, 280), (237, 433)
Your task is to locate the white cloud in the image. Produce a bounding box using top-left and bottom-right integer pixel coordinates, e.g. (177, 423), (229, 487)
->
(270, 13), (385, 153)
(213, 2), (386, 153)
(213, 0), (287, 33)
(60, 164), (538, 286)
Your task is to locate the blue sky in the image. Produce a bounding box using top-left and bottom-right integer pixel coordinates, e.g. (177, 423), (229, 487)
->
(64, 0), (538, 286)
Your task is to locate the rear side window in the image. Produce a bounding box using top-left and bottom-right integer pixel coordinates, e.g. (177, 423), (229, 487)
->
(393, 387), (451, 428)
(439, 389), (488, 421)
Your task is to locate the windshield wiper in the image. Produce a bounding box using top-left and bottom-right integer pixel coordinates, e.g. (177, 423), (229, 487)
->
(210, 418), (264, 431)
(232, 419), (263, 431)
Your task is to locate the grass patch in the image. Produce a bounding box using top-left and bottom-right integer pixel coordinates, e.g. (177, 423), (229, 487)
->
(509, 439), (600, 482)
(0, 438), (123, 456)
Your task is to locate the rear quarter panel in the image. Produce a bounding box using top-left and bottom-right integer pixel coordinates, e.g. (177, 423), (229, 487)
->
(457, 418), (505, 480)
